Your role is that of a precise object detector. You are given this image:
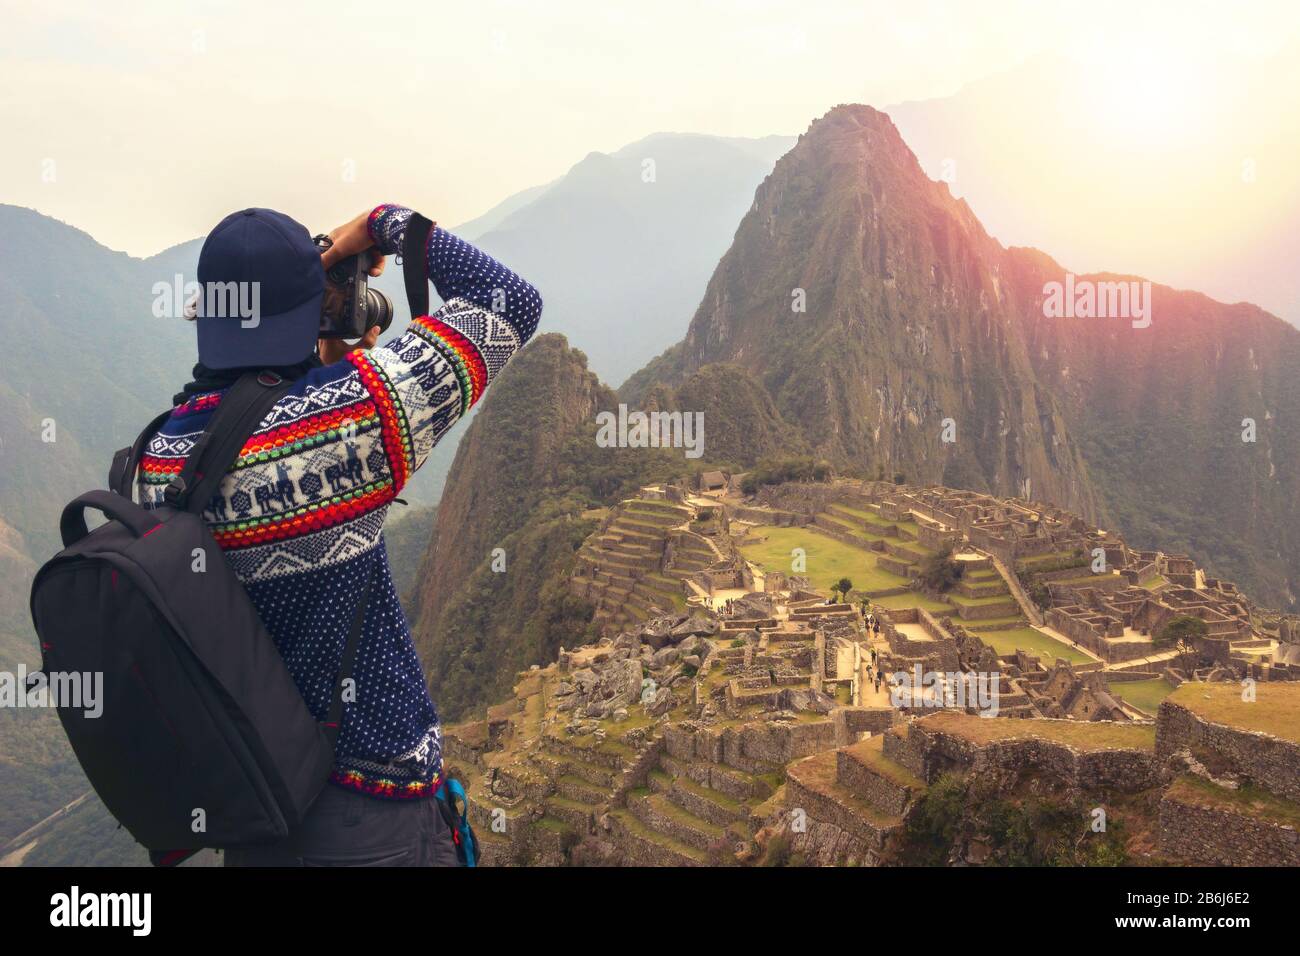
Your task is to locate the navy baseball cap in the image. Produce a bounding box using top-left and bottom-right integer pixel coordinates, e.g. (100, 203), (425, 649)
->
(195, 208), (324, 369)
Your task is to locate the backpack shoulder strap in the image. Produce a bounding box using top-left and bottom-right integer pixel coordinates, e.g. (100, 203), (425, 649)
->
(165, 372), (293, 514)
(110, 408), (175, 499)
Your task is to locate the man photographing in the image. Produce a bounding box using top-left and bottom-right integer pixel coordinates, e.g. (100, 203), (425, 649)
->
(136, 203), (542, 865)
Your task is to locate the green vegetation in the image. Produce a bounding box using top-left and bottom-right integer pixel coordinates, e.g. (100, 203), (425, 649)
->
(901, 773), (1130, 867)
(1167, 775), (1300, 829)
(1108, 677), (1176, 714)
(740, 456), (832, 495)
(899, 773), (966, 865)
(1155, 615), (1208, 647)
(761, 829), (805, 867)
(922, 710), (1156, 751)
(382, 504), (437, 611)
(1165, 682), (1300, 744)
(975, 626), (1095, 666)
(1015, 551), (1088, 574)
(1154, 615), (1209, 672)
(423, 496), (601, 720)
(9, 793), (147, 867)
(738, 526), (907, 594)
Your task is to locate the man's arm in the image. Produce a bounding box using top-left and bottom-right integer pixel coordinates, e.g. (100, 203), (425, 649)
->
(335, 204), (543, 490)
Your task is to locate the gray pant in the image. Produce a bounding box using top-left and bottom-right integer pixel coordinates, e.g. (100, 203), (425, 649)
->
(224, 785), (462, 867)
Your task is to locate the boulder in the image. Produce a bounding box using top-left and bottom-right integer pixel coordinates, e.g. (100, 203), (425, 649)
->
(572, 668), (598, 696)
(640, 613), (688, 649)
(671, 614), (719, 639)
(651, 646), (680, 669)
(647, 687), (676, 716)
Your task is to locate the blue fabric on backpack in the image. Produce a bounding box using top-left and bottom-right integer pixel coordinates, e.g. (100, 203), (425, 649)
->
(436, 777), (478, 867)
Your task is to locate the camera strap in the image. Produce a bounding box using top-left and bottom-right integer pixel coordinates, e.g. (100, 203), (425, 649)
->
(402, 213), (435, 318)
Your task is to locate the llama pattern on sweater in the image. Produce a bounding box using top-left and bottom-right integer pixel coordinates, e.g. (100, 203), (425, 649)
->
(136, 206), (542, 798)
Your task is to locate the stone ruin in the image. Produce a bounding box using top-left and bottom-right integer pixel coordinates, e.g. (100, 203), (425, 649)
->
(440, 478), (1300, 868)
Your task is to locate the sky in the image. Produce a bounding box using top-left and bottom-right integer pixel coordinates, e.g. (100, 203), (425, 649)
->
(3, 0), (1300, 320)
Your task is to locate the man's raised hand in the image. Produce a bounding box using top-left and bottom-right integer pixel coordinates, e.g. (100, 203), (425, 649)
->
(320, 209), (386, 277)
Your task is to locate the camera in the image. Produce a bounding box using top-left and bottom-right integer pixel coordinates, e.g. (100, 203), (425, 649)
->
(313, 234), (395, 339)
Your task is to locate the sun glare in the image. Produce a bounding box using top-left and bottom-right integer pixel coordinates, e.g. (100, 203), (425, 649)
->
(1070, 40), (1210, 147)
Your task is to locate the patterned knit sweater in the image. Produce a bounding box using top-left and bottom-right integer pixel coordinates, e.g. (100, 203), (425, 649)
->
(135, 204), (542, 799)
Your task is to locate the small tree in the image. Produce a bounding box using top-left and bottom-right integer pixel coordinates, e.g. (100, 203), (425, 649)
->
(918, 548), (963, 593)
(832, 577), (854, 603)
(1156, 615), (1208, 673)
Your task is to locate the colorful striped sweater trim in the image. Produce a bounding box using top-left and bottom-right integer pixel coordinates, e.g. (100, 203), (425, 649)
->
(140, 396), (382, 482)
(329, 768), (442, 800)
(208, 479), (396, 549)
(346, 350), (417, 493)
(411, 314), (488, 412)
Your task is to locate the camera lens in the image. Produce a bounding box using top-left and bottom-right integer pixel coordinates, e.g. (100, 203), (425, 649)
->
(363, 288), (394, 334)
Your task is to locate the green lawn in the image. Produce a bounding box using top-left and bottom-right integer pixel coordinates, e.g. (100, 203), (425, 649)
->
(816, 513), (884, 543)
(1166, 682), (1300, 744)
(1016, 551), (1084, 569)
(975, 626), (1095, 666)
(968, 615), (1030, 629)
(948, 592), (1017, 608)
(740, 525), (908, 595)
(828, 503), (896, 528)
(925, 710), (1156, 751)
(1108, 677), (1175, 714)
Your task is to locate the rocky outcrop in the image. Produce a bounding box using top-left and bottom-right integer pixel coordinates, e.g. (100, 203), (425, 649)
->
(621, 102), (1300, 608)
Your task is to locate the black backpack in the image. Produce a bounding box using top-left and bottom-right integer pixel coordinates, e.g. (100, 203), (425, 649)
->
(29, 371), (376, 866)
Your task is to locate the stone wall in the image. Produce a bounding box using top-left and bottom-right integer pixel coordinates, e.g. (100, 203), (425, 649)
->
(835, 751), (913, 816)
(731, 504), (806, 527)
(916, 521), (961, 552)
(664, 718), (838, 769)
(783, 760), (898, 853)
(1156, 700), (1300, 803)
(955, 599), (1022, 622)
(835, 706), (896, 741)
(1159, 789), (1300, 866)
(752, 482), (875, 517)
(907, 720), (1162, 794)
(609, 735), (667, 805)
